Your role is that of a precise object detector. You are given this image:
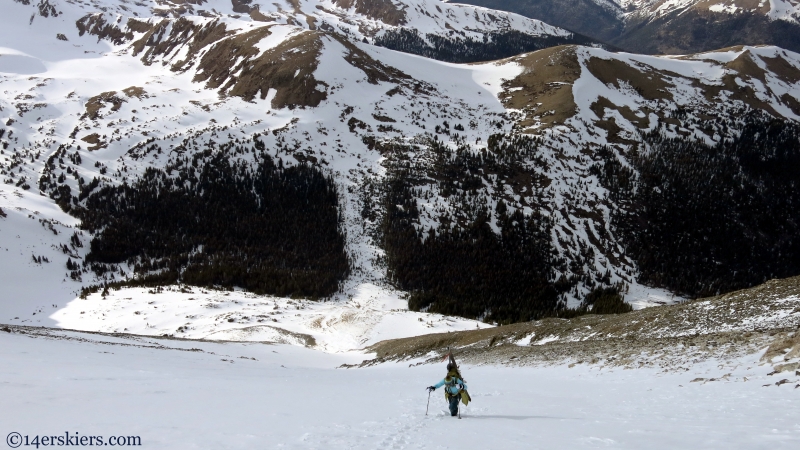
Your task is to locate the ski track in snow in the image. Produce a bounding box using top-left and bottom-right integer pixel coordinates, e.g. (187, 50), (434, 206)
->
(1, 328), (800, 450)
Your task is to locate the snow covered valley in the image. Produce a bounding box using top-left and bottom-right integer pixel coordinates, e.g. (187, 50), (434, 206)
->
(4, 275), (800, 449)
(2, 325), (800, 450)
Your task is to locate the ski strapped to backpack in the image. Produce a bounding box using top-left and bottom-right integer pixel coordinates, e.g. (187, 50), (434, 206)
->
(442, 349), (472, 406)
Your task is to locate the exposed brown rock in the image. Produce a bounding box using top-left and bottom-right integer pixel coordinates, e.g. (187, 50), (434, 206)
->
(126, 18), (154, 34)
(121, 86), (148, 99)
(133, 18), (231, 70)
(334, 35), (412, 85)
(76, 14), (134, 45)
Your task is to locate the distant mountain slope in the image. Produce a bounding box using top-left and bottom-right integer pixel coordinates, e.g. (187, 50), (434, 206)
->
(451, 0), (624, 43)
(37, 0), (604, 63)
(3, 0), (800, 326)
(457, 0), (800, 54)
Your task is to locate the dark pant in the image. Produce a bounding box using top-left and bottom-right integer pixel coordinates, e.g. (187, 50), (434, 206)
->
(448, 393), (460, 416)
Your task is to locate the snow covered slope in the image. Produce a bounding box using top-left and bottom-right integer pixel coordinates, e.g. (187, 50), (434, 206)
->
(25, 0), (588, 63)
(2, 325), (800, 449)
(49, 284), (491, 352)
(3, 0), (800, 343)
(616, 0), (800, 23)
(459, 0), (800, 54)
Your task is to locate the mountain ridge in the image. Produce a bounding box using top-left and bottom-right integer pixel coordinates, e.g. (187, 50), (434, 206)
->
(2, 0), (800, 327)
(457, 0), (800, 54)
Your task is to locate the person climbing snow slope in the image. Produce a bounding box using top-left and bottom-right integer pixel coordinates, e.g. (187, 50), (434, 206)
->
(427, 362), (471, 417)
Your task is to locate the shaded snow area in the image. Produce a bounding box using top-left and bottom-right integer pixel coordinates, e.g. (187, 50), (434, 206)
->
(2, 327), (800, 450)
(0, 188), (84, 323)
(49, 285), (490, 353)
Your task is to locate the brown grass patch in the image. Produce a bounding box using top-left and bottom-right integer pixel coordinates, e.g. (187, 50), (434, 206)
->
(333, 0), (407, 26)
(363, 275), (800, 368)
(195, 29), (327, 108)
(499, 45), (580, 131)
(83, 91), (124, 120)
(762, 333), (800, 364)
(80, 133), (106, 151)
(724, 50), (767, 84)
(590, 96), (649, 144)
(780, 93), (800, 116)
(585, 56), (674, 102)
(697, 51), (778, 115)
(249, 8), (275, 22)
(122, 86), (148, 99)
(759, 53), (800, 84)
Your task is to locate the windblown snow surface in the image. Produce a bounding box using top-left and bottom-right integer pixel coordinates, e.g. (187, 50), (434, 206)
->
(1, 326), (799, 450)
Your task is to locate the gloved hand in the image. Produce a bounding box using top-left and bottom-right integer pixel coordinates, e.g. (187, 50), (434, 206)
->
(427, 386), (436, 392)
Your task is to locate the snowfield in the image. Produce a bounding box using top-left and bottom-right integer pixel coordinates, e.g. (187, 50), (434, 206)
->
(1, 326), (799, 450)
(50, 284), (491, 353)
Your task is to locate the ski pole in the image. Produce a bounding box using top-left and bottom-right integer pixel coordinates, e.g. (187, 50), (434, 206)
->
(426, 389), (431, 416)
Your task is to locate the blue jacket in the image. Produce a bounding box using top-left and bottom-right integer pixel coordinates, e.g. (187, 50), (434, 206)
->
(434, 376), (467, 395)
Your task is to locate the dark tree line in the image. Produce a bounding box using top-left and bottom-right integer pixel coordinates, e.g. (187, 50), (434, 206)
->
(374, 28), (597, 64)
(378, 136), (635, 324)
(75, 148), (349, 298)
(378, 137), (590, 324)
(583, 286), (631, 314)
(382, 172), (561, 323)
(597, 113), (800, 298)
